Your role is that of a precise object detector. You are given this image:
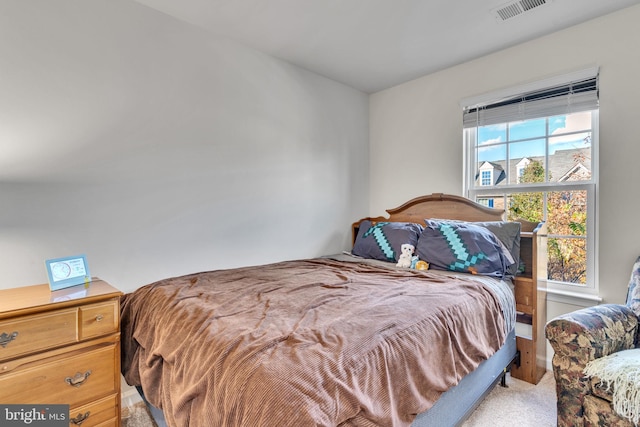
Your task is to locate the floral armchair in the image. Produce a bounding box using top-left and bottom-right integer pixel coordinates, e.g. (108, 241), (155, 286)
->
(545, 256), (640, 427)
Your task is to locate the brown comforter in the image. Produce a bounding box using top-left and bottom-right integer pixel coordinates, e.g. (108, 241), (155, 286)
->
(121, 257), (508, 427)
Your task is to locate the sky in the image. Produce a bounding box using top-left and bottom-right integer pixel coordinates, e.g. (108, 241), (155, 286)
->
(477, 111), (592, 161)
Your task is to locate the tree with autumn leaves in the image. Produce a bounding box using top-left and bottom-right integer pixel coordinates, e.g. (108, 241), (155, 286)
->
(508, 159), (588, 284)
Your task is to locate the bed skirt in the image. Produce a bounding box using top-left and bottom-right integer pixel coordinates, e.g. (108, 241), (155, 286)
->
(412, 329), (517, 426)
(136, 329), (517, 427)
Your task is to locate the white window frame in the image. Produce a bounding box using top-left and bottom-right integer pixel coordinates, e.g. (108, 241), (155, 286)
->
(461, 69), (599, 297)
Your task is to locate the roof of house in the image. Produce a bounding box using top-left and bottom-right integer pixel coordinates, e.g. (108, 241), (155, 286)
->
(476, 146), (591, 185)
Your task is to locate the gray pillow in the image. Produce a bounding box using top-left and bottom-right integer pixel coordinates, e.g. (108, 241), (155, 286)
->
(468, 221), (520, 277)
(417, 220), (514, 277)
(352, 220), (423, 263)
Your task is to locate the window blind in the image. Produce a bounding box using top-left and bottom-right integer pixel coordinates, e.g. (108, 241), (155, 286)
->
(463, 75), (599, 128)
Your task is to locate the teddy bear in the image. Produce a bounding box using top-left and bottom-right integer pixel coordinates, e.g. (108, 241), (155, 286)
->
(396, 243), (415, 268)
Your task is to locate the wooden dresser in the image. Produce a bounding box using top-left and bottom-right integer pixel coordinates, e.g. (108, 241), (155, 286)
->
(0, 279), (122, 427)
(511, 221), (548, 385)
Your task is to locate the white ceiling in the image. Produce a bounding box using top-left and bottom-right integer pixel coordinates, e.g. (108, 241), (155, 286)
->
(135, 0), (640, 93)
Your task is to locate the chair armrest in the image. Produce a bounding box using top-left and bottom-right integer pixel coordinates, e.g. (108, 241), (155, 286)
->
(545, 304), (638, 365)
(545, 304), (638, 427)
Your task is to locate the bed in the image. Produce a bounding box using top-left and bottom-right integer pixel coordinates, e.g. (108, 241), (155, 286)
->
(120, 193), (530, 426)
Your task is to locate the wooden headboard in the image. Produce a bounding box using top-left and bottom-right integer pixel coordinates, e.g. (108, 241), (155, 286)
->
(352, 193), (504, 243)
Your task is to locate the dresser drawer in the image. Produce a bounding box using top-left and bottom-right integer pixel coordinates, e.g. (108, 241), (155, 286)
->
(0, 308), (78, 362)
(80, 300), (119, 340)
(70, 393), (119, 427)
(0, 343), (118, 406)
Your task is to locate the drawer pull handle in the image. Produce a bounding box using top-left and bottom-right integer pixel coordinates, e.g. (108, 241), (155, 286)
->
(65, 370), (92, 387)
(95, 314), (104, 322)
(70, 411), (90, 425)
(0, 331), (18, 348)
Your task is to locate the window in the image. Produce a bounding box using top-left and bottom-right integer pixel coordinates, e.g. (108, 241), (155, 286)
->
(478, 198), (495, 208)
(462, 69), (598, 294)
(481, 170), (492, 186)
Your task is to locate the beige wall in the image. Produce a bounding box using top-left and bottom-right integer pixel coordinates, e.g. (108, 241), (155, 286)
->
(0, 0), (369, 293)
(370, 4), (640, 310)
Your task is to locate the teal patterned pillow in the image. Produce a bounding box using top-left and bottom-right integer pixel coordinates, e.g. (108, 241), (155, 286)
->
(417, 220), (514, 277)
(352, 221), (423, 263)
(429, 219), (521, 277)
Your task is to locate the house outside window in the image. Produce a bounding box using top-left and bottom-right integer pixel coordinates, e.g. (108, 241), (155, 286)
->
(462, 69), (599, 296)
(477, 162), (505, 187)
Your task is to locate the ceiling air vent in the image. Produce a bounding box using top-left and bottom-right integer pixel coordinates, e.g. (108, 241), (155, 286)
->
(493, 0), (551, 22)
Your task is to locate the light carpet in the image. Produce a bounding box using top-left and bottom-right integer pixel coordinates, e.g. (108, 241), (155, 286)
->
(122, 371), (557, 426)
(462, 371), (557, 427)
(122, 401), (158, 427)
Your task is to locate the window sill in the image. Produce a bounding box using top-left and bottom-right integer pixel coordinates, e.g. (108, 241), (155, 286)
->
(546, 287), (602, 307)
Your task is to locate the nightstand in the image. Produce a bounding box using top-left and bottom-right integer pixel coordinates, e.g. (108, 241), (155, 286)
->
(0, 279), (122, 426)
